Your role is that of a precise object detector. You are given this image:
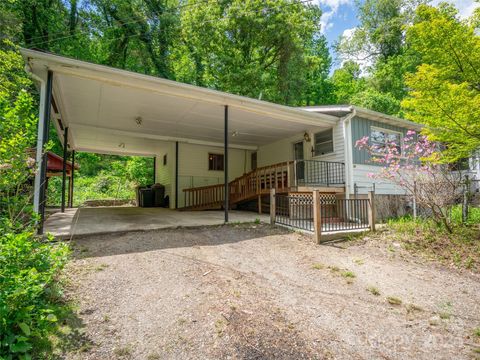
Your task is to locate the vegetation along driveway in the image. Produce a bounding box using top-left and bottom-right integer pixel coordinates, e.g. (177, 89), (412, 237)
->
(63, 224), (480, 359)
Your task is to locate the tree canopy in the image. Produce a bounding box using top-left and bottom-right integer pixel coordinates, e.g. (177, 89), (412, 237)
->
(402, 4), (480, 161)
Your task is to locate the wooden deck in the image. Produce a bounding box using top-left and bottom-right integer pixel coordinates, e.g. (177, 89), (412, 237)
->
(182, 161), (345, 211)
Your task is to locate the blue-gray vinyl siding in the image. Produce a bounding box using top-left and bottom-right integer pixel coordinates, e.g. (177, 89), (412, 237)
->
(351, 116), (411, 165)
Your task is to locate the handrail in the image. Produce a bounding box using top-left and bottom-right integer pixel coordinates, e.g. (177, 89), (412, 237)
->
(183, 183), (224, 209)
(295, 160), (345, 186)
(182, 159), (345, 209)
(183, 183), (223, 191)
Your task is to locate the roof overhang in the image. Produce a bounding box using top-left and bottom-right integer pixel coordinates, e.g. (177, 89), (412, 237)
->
(303, 105), (423, 130)
(21, 48), (338, 156)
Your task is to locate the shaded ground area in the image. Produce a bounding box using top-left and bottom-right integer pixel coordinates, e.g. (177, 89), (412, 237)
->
(63, 224), (480, 359)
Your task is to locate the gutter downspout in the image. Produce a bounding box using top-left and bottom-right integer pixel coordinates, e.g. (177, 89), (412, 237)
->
(342, 107), (356, 199)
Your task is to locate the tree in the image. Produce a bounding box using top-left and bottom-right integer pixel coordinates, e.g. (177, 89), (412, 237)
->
(331, 60), (366, 104)
(89, 0), (180, 77)
(355, 130), (464, 233)
(0, 41), (37, 231)
(402, 4), (480, 161)
(334, 0), (426, 115)
(173, 0), (331, 105)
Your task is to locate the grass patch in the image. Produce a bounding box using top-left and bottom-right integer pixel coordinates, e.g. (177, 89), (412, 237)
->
(406, 303), (423, 313)
(114, 345), (132, 357)
(438, 301), (453, 320)
(473, 327), (480, 338)
(439, 312), (451, 320)
(147, 353), (161, 360)
(341, 270), (356, 278)
(386, 296), (402, 305)
(311, 263), (325, 270)
(367, 286), (381, 296)
(328, 265), (340, 273)
(369, 215), (480, 272)
(95, 263), (109, 271)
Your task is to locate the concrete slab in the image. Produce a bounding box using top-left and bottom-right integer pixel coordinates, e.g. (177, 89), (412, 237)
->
(44, 207), (269, 239)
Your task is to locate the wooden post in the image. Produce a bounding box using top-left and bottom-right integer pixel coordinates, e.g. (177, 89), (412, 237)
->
(368, 190), (376, 231)
(287, 161), (291, 188)
(313, 190), (321, 244)
(258, 194), (262, 214)
(413, 181), (417, 219)
(462, 175), (469, 223)
(270, 188), (276, 225)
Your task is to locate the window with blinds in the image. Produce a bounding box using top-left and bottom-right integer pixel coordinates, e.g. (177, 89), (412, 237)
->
(314, 129), (334, 156)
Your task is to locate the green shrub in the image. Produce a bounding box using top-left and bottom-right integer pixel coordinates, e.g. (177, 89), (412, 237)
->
(47, 174), (136, 207)
(450, 205), (480, 226)
(0, 231), (70, 358)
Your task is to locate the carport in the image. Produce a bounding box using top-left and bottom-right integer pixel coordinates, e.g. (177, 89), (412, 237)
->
(21, 48), (337, 234)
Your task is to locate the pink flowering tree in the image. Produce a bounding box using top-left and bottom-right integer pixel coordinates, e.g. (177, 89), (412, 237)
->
(355, 130), (464, 233)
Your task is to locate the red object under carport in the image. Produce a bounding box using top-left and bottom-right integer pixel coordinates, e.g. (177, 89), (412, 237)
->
(46, 151), (79, 178)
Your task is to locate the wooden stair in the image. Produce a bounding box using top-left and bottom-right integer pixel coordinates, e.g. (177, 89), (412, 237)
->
(183, 161), (294, 210)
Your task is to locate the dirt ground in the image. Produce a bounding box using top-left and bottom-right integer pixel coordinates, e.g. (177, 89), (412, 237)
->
(62, 224), (480, 360)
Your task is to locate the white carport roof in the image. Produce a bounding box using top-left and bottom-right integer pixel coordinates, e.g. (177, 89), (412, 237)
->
(21, 48), (338, 156)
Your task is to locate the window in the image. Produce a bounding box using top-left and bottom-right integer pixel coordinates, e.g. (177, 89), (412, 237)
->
(314, 129), (334, 156)
(163, 154), (167, 166)
(208, 153), (224, 171)
(370, 127), (402, 155)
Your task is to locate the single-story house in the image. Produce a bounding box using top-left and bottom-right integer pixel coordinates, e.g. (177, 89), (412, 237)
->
(21, 48), (425, 235)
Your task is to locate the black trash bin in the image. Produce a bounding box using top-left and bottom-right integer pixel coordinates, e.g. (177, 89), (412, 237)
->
(135, 185), (144, 206)
(151, 183), (165, 207)
(139, 188), (154, 207)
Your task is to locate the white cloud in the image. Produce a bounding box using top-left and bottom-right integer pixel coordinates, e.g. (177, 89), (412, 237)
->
(317, 0), (354, 33)
(431, 0), (479, 19)
(337, 27), (373, 75)
(341, 27), (356, 39)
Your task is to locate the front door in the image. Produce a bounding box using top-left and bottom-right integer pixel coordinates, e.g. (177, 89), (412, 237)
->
(293, 141), (304, 181)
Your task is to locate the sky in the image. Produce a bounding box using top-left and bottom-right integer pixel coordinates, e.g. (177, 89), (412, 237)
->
(316, 0), (480, 70)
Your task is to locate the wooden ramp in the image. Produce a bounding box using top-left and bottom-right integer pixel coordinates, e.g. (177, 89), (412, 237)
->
(183, 162), (294, 210)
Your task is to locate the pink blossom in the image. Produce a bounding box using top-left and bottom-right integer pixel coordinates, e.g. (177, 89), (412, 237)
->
(355, 136), (369, 149)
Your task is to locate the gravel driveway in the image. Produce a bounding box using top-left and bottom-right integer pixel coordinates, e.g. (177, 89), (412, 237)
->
(63, 224), (480, 359)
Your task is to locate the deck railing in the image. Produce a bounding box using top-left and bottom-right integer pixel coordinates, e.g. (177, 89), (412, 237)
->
(273, 192), (372, 236)
(183, 183), (224, 209)
(230, 161), (293, 203)
(182, 159), (345, 210)
(295, 160), (345, 187)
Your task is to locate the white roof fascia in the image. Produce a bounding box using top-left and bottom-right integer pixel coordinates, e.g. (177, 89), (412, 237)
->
(303, 105), (423, 130)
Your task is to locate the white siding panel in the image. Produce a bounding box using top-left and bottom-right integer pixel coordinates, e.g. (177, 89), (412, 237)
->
(257, 122), (345, 166)
(177, 143), (252, 207)
(257, 134), (303, 167)
(352, 164), (407, 195)
(155, 142), (175, 208)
